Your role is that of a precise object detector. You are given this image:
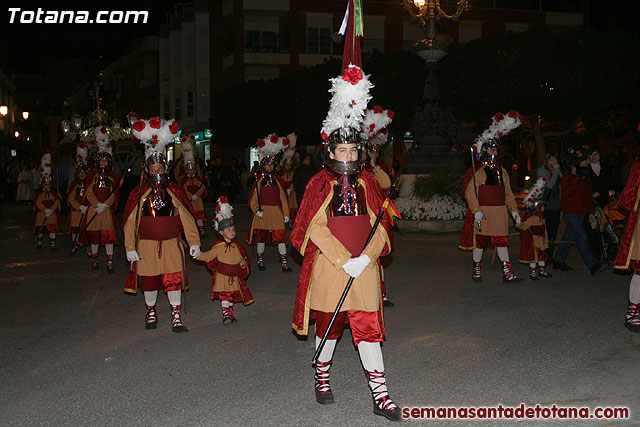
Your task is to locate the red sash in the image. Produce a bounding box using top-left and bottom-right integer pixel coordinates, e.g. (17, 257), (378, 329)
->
(216, 261), (243, 277)
(478, 185), (505, 206)
(139, 216), (183, 240)
(42, 200), (54, 208)
(327, 215), (372, 257)
(530, 224), (546, 236)
(94, 186), (112, 203)
(187, 184), (200, 194)
(260, 186), (280, 206)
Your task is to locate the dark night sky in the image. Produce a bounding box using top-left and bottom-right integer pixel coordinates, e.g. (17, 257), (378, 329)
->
(0, 0), (638, 75)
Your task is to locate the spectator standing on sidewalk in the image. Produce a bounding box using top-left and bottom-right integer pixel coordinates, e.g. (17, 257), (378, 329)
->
(537, 152), (562, 263)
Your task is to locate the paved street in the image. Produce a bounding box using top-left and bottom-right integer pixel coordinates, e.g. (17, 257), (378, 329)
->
(1, 201), (639, 426)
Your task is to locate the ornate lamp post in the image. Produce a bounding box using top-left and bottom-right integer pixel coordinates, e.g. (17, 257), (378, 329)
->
(400, 0), (470, 174)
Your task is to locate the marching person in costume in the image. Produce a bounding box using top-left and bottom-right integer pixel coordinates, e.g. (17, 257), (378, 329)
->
(247, 134), (292, 272)
(178, 135), (207, 236)
(84, 127), (119, 273)
(68, 143), (91, 256)
(278, 133), (298, 230)
(291, 61), (401, 421)
(614, 155), (640, 332)
(197, 197), (253, 325)
(463, 111), (524, 283)
(124, 117), (201, 333)
(517, 177), (553, 280)
(33, 153), (62, 250)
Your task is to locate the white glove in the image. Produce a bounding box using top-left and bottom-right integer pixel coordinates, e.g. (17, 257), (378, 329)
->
(126, 250), (140, 262)
(284, 216), (290, 223)
(256, 210), (264, 219)
(44, 208), (53, 217)
(511, 210), (521, 226)
(474, 211), (484, 223)
(79, 205), (88, 214)
(95, 202), (108, 214)
(189, 245), (201, 259)
(342, 254), (371, 279)
(191, 194), (198, 201)
(287, 188), (292, 196)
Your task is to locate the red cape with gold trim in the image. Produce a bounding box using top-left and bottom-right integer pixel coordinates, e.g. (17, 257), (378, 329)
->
(614, 160), (640, 270)
(123, 182), (198, 295)
(290, 168), (392, 336)
(206, 239), (254, 305)
(517, 211), (542, 263)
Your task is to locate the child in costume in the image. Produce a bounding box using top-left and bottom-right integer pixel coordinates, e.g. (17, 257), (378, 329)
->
(33, 153), (62, 250)
(517, 177), (552, 280)
(198, 197), (253, 325)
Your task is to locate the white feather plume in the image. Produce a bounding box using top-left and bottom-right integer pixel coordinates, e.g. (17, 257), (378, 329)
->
(181, 136), (195, 167)
(281, 132), (298, 162)
(213, 197), (234, 232)
(132, 118), (180, 160)
(474, 110), (523, 153)
(361, 107), (394, 147)
(256, 134), (287, 161)
(40, 152), (52, 179)
(76, 144), (88, 166)
(523, 176), (547, 206)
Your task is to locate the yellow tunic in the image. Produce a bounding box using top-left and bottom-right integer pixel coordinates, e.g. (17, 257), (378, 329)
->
(34, 191), (60, 227)
(85, 175), (117, 232)
(198, 242), (248, 293)
(249, 181), (290, 230)
(518, 214), (549, 251)
(182, 176), (205, 213)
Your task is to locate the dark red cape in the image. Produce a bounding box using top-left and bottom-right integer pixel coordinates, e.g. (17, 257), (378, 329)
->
(517, 211), (545, 263)
(458, 165), (477, 250)
(290, 169), (392, 336)
(206, 239), (253, 305)
(614, 160), (640, 270)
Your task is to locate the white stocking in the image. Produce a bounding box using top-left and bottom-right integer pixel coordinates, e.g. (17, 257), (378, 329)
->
(144, 291), (158, 307)
(529, 262), (537, 268)
(221, 300), (231, 308)
(71, 233), (77, 242)
(49, 233), (56, 239)
(197, 219), (203, 227)
(539, 261), (546, 267)
(91, 244), (99, 255)
(167, 290), (182, 306)
(630, 274), (640, 303)
(278, 243), (287, 255)
(472, 248), (483, 262)
(257, 242), (265, 254)
(315, 336), (337, 363)
(105, 244), (114, 256)
(497, 246), (509, 262)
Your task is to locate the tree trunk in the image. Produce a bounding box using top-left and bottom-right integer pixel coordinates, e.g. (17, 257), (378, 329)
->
(530, 116), (581, 167)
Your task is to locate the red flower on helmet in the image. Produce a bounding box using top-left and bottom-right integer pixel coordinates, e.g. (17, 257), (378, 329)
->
(282, 138), (290, 146)
(321, 132), (328, 141)
(169, 120), (179, 134)
(149, 117), (162, 129)
(220, 196), (228, 203)
(388, 110), (395, 119)
(216, 206), (221, 212)
(270, 134), (279, 143)
(508, 110), (518, 118)
(132, 120), (146, 132)
(519, 113), (525, 122)
(100, 126), (107, 134)
(341, 66), (363, 85)
(151, 135), (159, 146)
(257, 139), (266, 148)
(494, 113), (504, 122)
(497, 132), (504, 137)
(369, 124), (376, 132)
(373, 105), (383, 114)
(78, 142), (86, 148)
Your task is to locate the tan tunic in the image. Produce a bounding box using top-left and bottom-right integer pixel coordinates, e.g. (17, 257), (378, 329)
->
(308, 208), (388, 313)
(279, 170), (298, 210)
(518, 214), (549, 250)
(464, 166), (518, 236)
(86, 176), (117, 232)
(182, 176), (205, 213)
(372, 166), (391, 190)
(34, 191), (60, 227)
(249, 181), (290, 230)
(198, 242), (248, 292)
(68, 188), (86, 229)
(123, 189), (200, 276)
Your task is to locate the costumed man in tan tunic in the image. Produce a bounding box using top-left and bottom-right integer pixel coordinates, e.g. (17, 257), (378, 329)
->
(68, 143), (91, 256)
(247, 133), (291, 272)
(278, 133), (299, 229)
(33, 153), (62, 250)
(464, 111), (524, 283)
(291, 60), (402, 421)
(124, 117), (201, 333)
(197, 196), (253, 325)
(178, 135), (207, 236)
(84, 126), (119, 273)
(517, 177), (553, 280)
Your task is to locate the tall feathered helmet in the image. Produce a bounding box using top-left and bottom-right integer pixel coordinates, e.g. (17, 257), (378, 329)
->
(39, 152), (52, 184)
(180, 134), (196, 174)
(256, 133), (288, 169)
(523, 176), (547, 211)
(280, 133), (297, 169)
(473, 110), (524, 163)
(360, 105), (394, 152)
(320, 64), (373, 175)
(75, 143), (89, 176)
(213, 196), (234, 232)
(132, 117), (180, 187)
(94, 126), (113, 173)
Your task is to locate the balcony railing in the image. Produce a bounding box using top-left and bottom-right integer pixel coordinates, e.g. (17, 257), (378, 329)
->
(244, 33), (288, 53)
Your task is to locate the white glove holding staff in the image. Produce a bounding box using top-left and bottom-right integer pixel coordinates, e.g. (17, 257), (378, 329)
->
(342, 254), (371, 279)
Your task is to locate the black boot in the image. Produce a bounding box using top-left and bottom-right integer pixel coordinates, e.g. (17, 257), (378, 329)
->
(366, 369), (401, 422)
(280, 253), (292, 272)
(472, 261), (482, 282)
(625, 301), (640, 333)
(529, 266), (539, 281)
(257, 252), (266, 270)
(170, 304), (188, 333)
(502, 261), (522, 283)
(145, 305), (158, 329)
(314, 360), (335, 404)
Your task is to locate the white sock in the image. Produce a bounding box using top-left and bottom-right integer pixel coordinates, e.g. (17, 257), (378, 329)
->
(167, 290), (181, 306)
(278, 243), (287, 255)
(497, 247), (509, 262)
(37, 233), (43, 239)
(257, 242), (265, 254)
(630, 274), (640, 303)
(91, 244), (99, 255)
(106, 244), (114, 256)
(197, 219), (203, 227)
(71, 233), (77, 241)
(144, 291), (158, 307)
(529, 262), (537, 268)
(472, 248), (483, 262)
(221, 300), (231, 308)
(315, 336), (337, 363)
(539, 261), (546, 267)
(49, 233), (56, 239)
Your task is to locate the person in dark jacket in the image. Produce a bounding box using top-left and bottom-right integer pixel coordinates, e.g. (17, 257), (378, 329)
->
(293, 154), (316, 206)
(537, 152), (562, 263)
(554, 150), (602, 274)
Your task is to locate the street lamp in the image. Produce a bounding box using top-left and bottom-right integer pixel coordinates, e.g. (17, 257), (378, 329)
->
(127, 111), (137, 127)
(0, 105), (7, 117)
(22, 111), (29, 120)
(72, 114), (83, 129)
(400, 0), (470, 38)
(14, 131), (20, 138)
